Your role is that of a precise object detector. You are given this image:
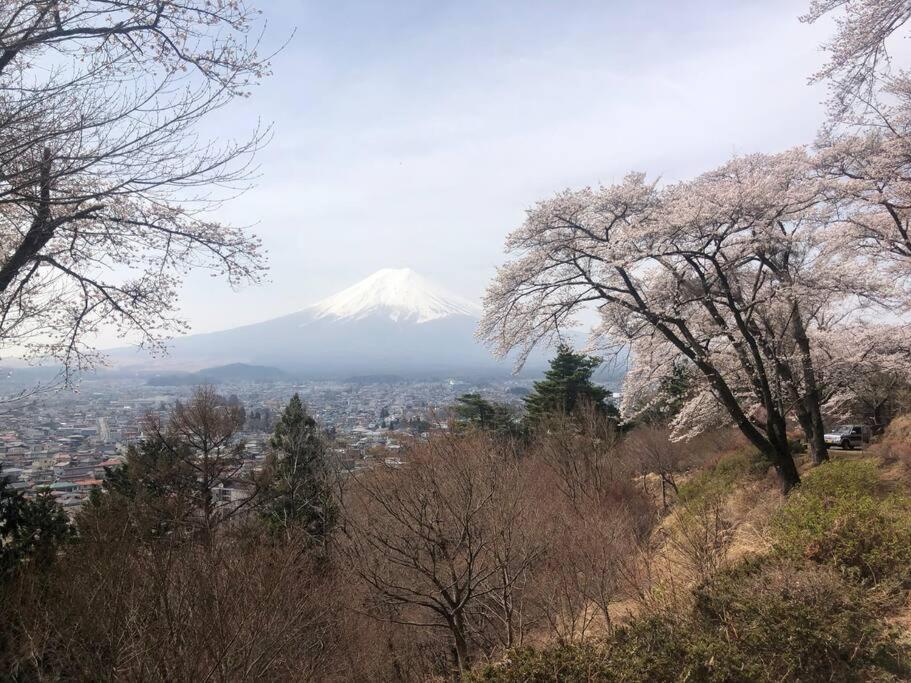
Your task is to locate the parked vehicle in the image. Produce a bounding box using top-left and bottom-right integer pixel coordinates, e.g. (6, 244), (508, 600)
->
(823, 424), (871, 450)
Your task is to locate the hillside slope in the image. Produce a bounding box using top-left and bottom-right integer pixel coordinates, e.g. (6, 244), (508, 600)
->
(471, 421), (911, 682)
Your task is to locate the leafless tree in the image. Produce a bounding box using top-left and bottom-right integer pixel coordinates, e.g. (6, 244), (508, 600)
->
(3, 528), (339, 680)
(627, 426), (687, 510)
(526, 410), (655, 641)
(342, 434), (540, 676)
(664, 494), (734, 583)
(145, 385), (258, 543)
(0, 2), (271, 378)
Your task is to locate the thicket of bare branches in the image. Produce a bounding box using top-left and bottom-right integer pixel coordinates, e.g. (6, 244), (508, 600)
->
(2, 528), (339, 680)
(339, 417), (655, 677)
(341, 434), (542, 676)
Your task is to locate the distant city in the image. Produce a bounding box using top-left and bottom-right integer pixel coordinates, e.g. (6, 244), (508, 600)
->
(0, 374), (586, 512)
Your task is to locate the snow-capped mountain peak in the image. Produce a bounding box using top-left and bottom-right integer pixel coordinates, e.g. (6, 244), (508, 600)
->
(307, 268), (481, 324)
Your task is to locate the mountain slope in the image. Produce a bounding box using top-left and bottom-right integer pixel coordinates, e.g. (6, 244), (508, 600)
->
(146, 363), (294, 386)
(113, 268), (529, 377)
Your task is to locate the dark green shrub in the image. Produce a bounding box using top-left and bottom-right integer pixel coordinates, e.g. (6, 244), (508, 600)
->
(468, 643), (611, 683)
(467, 618), (692, 683)
(470, 558), (911, 682)
(689, 559), (909, 681)
(771, 459), (911, 583)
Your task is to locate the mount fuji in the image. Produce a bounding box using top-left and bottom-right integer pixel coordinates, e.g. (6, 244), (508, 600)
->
(308, 268), (481, 324)
(115, 268), (534, 378)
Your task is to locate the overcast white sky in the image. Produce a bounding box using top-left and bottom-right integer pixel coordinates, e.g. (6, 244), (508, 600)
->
(165, 0), (836, 338)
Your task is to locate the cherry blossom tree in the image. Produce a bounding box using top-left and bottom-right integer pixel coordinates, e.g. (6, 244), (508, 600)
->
(0, 2), (271, 380)
(802, 1), (911, 440)
(480, 148), (904, 490)
(804, 1), (911, 283)
(802, 0), (911, 116)
(479, 1), (911, 495)
(813, 323), (911, 427)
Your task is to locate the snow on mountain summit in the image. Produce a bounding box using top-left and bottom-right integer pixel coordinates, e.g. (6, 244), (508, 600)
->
(307, 268), (481, 324)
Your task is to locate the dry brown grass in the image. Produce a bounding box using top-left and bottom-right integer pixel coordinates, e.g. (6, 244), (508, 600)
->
(628, 436), (786, 617)
(858, 415), (911, 498)
(886, 415), (911, 443)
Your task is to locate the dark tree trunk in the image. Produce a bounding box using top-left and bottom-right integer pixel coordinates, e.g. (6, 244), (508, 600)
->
(795, 403), (828, 466)
(765, 411), (801, 493)
(448, 612), (471, 677)
(645, 316), (802, 493)
(723, 412), (801, 493)
(806, 410), (829, 466)
(792, 305), (829, 464)
(772, 448), (801, 494)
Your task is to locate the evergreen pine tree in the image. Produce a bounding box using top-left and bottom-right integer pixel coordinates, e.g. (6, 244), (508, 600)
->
(453, 394), (524, 440)
(84, 437), (199, 542)
(647, 362), (693, 425)
(523, 344), (611, 428)
(262, 394), (337, 543)
(0, 478), (72, 578)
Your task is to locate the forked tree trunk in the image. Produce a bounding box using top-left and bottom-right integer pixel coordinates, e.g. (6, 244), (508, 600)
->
(767, 415), (800, 493)
(792, 304), (829, 465)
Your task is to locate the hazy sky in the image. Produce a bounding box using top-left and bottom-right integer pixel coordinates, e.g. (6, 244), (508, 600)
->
(166, 0), (835, 338)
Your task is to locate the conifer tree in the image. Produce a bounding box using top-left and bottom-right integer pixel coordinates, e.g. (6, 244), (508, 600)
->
(523, 344), (611, 428)
(262, 394), (337, 544)
(85, 437), (199, 542)
(0, 479), (72, 578)
(632, 362), (694, 427)
(453, 394), (524, 441)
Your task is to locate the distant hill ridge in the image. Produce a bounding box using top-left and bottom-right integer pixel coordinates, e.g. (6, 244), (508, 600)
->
(147, 363), (292, 386)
